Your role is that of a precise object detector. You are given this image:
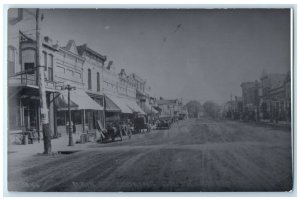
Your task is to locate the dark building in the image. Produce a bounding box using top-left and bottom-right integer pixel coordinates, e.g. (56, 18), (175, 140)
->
(260, 72), (291, 122)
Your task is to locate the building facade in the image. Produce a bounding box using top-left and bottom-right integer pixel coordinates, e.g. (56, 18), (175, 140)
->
(260, 73), (290, 122)
(8, 8), (61, 142)
(157, 98), (182, 120)
(77, 44), (107, 129)
(240, 80), (261, 121)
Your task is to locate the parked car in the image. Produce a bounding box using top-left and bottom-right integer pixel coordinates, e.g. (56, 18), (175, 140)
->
(156, 118), (171, 129)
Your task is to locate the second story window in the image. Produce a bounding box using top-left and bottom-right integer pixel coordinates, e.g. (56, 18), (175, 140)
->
(43, 51), (47, 71)
(97, 72), (100, 92)
(88, 69), (92, 90)
(24, 63), (35, 74)
(48, 54), (53, 81)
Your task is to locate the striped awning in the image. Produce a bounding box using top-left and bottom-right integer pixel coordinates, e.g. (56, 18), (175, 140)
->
(123, 98), (146, 115)
(105, 94), (132, 114)
(56, 89), (103, 111)
(104, 95), (121, 112)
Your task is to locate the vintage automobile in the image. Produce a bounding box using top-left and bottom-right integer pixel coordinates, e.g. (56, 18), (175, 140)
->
(133, 117), (150, 133)
(156, 118), (171, 129)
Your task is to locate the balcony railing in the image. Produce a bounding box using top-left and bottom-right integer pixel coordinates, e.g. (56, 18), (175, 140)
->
(9, 74), (38, 86)
(21, 74), (37, 86)
(9, 73), (61, 91)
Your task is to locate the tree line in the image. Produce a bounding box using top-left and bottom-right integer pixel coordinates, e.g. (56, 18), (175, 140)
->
(185, 100), (220, 119)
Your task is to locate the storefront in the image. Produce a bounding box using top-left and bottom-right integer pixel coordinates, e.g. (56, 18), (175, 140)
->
(142, 102), (159, 123)
(104, 93), (146, 125)
(104, 94), (121, 124)
(55, 89), (104, 134)
(105, 93), (133, 123)
(8, 85), (58, 144)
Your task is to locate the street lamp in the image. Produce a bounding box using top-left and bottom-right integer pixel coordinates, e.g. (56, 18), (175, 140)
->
(61, 84), (76, 146)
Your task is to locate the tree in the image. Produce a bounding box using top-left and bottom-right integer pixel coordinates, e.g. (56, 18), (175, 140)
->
(202, 101), (220, 119)
(185, 100), (201, 118)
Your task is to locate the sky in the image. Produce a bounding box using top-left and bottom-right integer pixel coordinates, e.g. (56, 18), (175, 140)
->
(22, 9), (292, 104)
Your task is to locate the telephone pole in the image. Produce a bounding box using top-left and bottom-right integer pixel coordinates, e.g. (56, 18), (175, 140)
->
(36, 9), (51, 154)
(62, 84), (76, 146)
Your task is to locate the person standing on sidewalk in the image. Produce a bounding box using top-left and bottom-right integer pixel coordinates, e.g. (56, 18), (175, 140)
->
(126, 119), (133, 140)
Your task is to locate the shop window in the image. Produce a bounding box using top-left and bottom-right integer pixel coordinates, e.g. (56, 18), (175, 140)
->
(73, 111), (82, 124)
(9, 101), (21, 130)
(57, 111), (66, 126)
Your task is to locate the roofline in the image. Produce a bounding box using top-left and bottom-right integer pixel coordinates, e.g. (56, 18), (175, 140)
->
(59, 47), (86, 61)
(78, 44), (107, 62)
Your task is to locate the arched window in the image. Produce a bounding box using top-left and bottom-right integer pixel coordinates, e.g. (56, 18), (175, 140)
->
(88, 69), (92, 90)
(97, 72), (100, 92)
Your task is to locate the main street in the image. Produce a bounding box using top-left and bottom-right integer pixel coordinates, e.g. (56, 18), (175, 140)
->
(8, 118), (292, 192)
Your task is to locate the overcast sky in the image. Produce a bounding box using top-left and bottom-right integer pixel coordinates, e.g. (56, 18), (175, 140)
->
(39, 9), (291, 104)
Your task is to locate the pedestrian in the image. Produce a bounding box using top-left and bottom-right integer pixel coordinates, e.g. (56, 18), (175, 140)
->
(127, 119), (132, 140)
(73, 121), (76, 133)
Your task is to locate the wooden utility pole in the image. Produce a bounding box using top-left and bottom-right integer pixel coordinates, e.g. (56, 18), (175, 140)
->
(36, 9), (51, 154)
(62, 84), (76, 146)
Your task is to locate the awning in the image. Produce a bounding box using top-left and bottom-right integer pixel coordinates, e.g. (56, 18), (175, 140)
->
(152, 106), (162, 113)
(56, 89), (103, 111)
(105, 94), (132, 114)
(104, 95), (121, 112)
(143, 102), (159, 114)
(123, 98), (146, 115)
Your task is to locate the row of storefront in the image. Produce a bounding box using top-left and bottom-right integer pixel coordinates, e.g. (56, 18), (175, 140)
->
(222, 71), (291, 122)
(7, 8), (179, 144)
(8, 84), (159, 141)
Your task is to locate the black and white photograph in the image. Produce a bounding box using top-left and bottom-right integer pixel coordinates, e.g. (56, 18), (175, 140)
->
(6, 7), (293, 193)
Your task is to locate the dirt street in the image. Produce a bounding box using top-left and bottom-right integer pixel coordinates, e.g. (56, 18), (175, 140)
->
(7, 118), (293, 192)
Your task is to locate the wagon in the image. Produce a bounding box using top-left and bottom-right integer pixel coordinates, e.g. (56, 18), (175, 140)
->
(97, 121), (123, 143)
(105, 125), (123, 142)
(133, 117), (150, 133)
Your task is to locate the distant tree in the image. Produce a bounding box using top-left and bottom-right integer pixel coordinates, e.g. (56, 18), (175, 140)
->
(203, 101), (220, 119)
(185, 100), (202, 118)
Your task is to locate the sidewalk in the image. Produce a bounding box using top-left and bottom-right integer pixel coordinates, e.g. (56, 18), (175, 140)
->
(258, 119), (291, 127)
(7, 133), (97, 162)
(239, 119), (291, 130)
